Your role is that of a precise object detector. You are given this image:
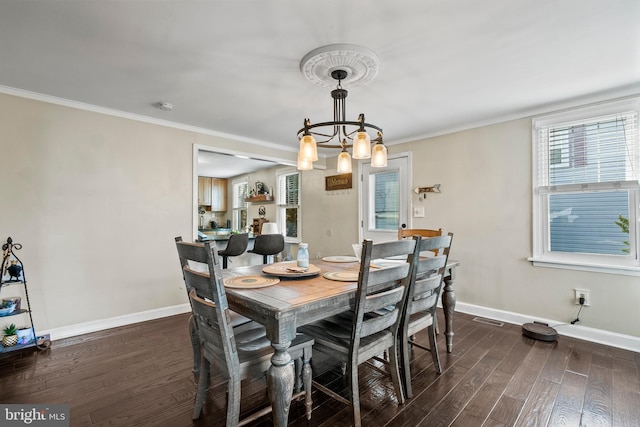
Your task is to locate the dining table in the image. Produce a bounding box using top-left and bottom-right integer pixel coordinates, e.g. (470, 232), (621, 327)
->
(221, 257), (459, 426)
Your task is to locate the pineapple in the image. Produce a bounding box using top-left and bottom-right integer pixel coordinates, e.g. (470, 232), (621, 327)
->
(2, 323), (18, 347)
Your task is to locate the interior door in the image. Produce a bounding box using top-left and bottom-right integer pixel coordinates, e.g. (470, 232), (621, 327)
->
(360, 154), (411, 243)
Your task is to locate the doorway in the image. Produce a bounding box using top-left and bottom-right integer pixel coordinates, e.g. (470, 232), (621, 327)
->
(359, 153), (412, 243)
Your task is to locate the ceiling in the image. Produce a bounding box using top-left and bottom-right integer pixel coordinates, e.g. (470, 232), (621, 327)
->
(1, 1), (639, 163)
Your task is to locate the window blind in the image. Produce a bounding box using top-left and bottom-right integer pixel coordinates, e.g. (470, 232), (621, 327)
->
(536, 111), (639, 189)
(278, 173), (299, 205)
(233, 182), (247, 209)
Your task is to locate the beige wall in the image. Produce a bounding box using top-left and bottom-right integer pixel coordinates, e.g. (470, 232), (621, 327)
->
(388, 119), (640, 337)
(2, 91), (638, 339)
(0, 93), (296, 332)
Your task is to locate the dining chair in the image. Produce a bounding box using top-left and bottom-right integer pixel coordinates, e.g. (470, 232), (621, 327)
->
(218, 233), (249, 269)
(299, 237), (420, 427)
(400, 233), (453, 399)
(174, 236), (251, 378)
(181, 240), (315, 425)
(248, 233), (284, 264)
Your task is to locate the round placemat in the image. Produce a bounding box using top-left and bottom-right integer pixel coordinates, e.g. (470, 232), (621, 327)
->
(262, 262), (321, 278)
(224, 275), (280, 289)
(323, 271), (359, 282)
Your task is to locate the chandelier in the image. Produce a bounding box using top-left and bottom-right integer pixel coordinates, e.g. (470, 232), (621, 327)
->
(296, 45), (387, 173)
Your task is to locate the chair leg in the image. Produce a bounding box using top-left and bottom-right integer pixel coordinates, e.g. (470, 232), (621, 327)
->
(302, 346), (313, 420)
(188, 315), (201, 380)
(401, 333), (413, 399)
(428, 324), (442, 374)
(348, 364), (362, 427)
(388, 342), (406, 405)
(263, 254), (269, 264)
(226, 374), (242, 426)
(222, 256), (228, 269)
(192, 356), (210, 419)
(294, 358), (302, 393)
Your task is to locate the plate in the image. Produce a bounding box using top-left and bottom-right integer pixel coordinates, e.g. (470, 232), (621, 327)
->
(323, 271), (359, 282)
(224, 275), (280, 289)
(262, 262), (321, 278)
(371, 259), (406, 269)
(322, 255), (359, 263)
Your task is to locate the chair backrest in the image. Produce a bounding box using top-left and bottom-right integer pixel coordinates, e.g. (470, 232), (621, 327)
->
(405, 233), (453, 319)
(398, 228), (442, 254)
(398, 228), (442, 240)
(175, 239), (240, 375)
(252, 233), (285, 256)
(222, 233), (249, 256)
(350, 238), (420, 360)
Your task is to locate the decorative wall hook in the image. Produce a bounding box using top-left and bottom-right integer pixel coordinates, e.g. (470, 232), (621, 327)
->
(413, 184), (441, 199)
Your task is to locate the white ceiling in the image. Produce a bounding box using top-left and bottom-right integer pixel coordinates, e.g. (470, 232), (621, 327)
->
(1, 1), (639, 167)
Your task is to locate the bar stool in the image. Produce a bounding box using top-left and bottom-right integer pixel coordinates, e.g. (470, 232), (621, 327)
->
(249, 233), (284, 264)
(218, 233), (249, 269)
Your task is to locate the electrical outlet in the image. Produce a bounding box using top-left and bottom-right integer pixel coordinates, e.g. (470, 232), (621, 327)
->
(413, 206), (425, 218)
(316, 252), (322, 259)
(574, 288), (591, 306)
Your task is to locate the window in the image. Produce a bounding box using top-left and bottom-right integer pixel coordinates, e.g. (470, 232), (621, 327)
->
(532, 97), (640, 272)
(370, 170), (400, 231)
(276, 170), (301, 243)
(231, 179), (248, 231)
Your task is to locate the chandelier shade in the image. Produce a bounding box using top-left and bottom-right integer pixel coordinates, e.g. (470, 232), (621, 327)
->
(296, 46), (387, 171)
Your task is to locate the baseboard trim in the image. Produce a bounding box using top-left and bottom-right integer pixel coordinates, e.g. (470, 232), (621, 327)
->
(39, 301), (639, 353)
(456, 302), (640, 353)
(39, 304), (191, 341)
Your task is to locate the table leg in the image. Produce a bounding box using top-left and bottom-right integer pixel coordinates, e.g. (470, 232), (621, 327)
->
(442, 266), (457, 353)
(267, 341), (294, 427)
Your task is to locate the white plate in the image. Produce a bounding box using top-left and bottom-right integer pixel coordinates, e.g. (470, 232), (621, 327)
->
(322, 256), (359, 263)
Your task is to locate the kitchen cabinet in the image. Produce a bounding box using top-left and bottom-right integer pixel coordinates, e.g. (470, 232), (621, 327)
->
(198, 177), (227, 211)
(198, 176), (212, 206)
(211, 178), (227, 211)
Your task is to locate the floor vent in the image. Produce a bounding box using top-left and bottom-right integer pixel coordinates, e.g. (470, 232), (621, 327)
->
(472, 317), (504, 327)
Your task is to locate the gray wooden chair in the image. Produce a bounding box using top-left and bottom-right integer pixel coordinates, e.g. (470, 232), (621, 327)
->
(179, 239), (314, 425)
(248, 233), (284, 264)
(218, 232), (249, 268)
(299, 237), (419, 427)
(400, 233), (453, 399)
(175, 237), (252, 378)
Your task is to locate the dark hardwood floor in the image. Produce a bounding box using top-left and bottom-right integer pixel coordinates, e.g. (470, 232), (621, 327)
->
(1, 310), (638, 426)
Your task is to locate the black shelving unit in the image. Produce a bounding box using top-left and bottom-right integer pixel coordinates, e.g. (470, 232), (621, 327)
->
(0, 237), (50, 353)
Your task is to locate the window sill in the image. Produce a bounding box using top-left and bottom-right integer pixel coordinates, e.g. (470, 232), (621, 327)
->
(528, 257), (640, 277)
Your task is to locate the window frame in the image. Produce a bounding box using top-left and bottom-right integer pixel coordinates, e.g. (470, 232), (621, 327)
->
(276, 168), (301, 244)
(231, 178), (248, 232)
(531, 97), (640, 275)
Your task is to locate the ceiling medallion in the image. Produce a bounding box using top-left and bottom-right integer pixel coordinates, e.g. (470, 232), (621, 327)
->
(299, 44), (381, 89)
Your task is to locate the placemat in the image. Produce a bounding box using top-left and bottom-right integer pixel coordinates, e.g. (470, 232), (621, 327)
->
(224, 275), (280, 289)
(262, 262), (321, 278)
(322, 255), (359, 263)
(323, 270), (359, 282)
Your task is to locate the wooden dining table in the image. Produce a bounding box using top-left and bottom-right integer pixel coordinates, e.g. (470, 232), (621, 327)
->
(222, 258), (459, 426)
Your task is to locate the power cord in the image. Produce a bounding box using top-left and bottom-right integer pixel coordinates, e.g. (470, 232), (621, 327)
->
(570, 296), (586, 324)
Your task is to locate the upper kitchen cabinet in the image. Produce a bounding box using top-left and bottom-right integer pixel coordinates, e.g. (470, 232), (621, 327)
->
(198, 176), (227, 211)
(211, 178), (227, 212)
(198, 176), (212, 206)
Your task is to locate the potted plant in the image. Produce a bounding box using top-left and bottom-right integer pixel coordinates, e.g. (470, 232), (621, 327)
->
(2, 323), (18, 347)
